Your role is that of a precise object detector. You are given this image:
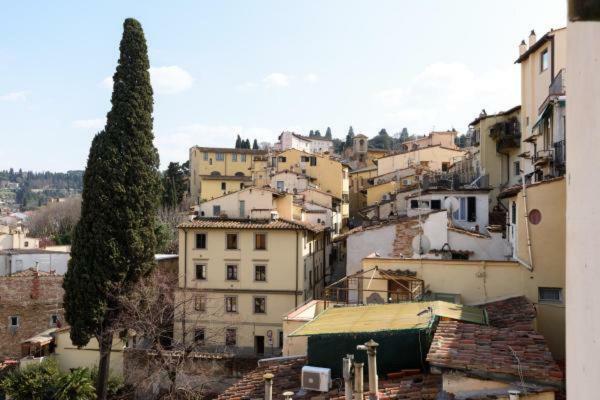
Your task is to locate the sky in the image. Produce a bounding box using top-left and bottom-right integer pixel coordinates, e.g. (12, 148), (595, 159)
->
(0, 1), (567, 172)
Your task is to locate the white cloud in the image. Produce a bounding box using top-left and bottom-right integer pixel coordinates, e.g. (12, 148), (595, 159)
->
(263, 73), (290, 88)
(100, 65), (194, 95)
(149, 66), (194, 94)
(304, 73), (318, 84)
(373, 62), (519, 134)
(236, 81), (258, 91)
(155, 124), (275, 167)
(72, 118), (106, 131)
(0, 91), (28, 102)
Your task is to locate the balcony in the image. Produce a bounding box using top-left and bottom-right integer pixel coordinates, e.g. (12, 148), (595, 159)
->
(549, 69), (566, 96)
(554, 139), (566, 175)
(533, 149), (554, 166)
(489, 118), (521, 154)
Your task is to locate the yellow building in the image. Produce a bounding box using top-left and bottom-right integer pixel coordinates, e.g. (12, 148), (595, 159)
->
(468, 106), (522, 198)
(349, 165), (378, 215)
(515, 28), (567, 182)
(175, 217), (327, 355)
(399, 130), (458, 151)
(189, 146), (267, 203)
(376, 145), (465, 176)
(272, 149), (350, 221)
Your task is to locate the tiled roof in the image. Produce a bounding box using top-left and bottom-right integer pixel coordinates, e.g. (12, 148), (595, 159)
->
(427, 320), (564, 387)
(179, 217), (325, 233)
(482, 296), (536, 330)
(199, 174), (252, 181)
(217, 356), (305, 400)
(498, 176), (564, 199)
(192, 146), (267, 154)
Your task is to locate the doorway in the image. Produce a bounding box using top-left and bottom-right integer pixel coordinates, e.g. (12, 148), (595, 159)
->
(255, 335), (265, 355)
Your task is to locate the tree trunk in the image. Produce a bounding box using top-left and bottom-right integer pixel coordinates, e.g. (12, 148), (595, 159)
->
(96, 331), (114, 400)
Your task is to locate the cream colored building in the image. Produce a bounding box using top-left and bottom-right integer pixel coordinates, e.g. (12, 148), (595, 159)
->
(269, 170), (314, 193)
(198, 187), (293, 220)
(272, 149), (350, 221)
(189, 146), (266, 204)
(0, 226), (40, 250)
(349, 165), (378, 217)
(467, 106), (522, 198)
(399, 130), (458, 152)
(376, 145), (465, 177)
(516, 28), (567, 182)
(175, 218), (327, 355)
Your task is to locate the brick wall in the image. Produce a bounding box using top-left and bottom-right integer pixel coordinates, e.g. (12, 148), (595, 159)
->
(391, 220), (422, 257)
(0, 274), (64, 358)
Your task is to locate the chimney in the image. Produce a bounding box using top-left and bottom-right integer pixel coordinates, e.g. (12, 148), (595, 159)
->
(353, 362), (364, 400)
(508, 390), (521, 400)
(528, 30), (537, 47)
(357, 339), (379, 400)
(343, 354), (354, 400)
(263, 373), (274, 400)
(519, 40), (527, 55)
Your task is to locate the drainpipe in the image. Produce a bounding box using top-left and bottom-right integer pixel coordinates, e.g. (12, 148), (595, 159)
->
(182, 228), (188, 344)
(357, 340), (379, 400)
(295, 231), (299, 307)
(353, 362), (364, 400)
(263, 373), (274, 400)
(343, 354), (354, 400)
(520, 172), (534, 271)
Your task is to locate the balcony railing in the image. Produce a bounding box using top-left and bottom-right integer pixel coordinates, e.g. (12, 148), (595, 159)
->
(533, 149), (554, 166)
(549, 69), (566, 96)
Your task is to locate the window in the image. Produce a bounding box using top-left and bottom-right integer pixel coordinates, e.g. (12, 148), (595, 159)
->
(240, 183), (244, 190)
(511, 202), (517, 224)
(529, 209), (542, 225)
(8, 316), (19, 328)
(225, 296), (238, 313)
(195, 264), (207, 280)
(271, 157), (277, 166)
(226, 265), (238, 280)
(455, 197), (477, 222)
(195, 233), (206, 249)
(203, 152), (208, 161)
(467, 196), (476, 222)
(539, 287), (562, 303)
(226, 233), (238, 249)
(276, 180), (284, 191)
(216, 152), (225, 161)
(194, 295), (206, 311)
(278, 330), (284, 349)
(255, 265), (266, 281)
(241, 154), (246, 162)
(255, 233), (267, 250)
(194, 328), (205, 343)
(254, 297), (266, 314)
(232, 153), (237, 161)
(410, 200), (418, 209)
(221, 182), (226, 191)
(213, 205), (221, 216)
(49, 314), (59, 327)
(278, 156), (287, 162)
(24, 241), (29, 247)
(225, 328), (237, 345)
(239, 200), (245, 217)
(310, 156), (317, 166)
(540, 49), (549, 72)
(301, 156), (310, 162)
(441, 162), (450, 172)
(431, 199), (441, 210)
(514, 161), (521, 176)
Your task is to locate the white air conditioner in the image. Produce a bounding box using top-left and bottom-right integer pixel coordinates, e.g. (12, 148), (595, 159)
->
(301, 366), (331, 392)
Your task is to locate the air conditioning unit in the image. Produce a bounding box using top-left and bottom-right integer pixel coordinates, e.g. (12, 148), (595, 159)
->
(301, 366), (331, 392)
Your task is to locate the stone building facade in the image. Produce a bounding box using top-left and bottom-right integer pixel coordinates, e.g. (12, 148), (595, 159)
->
(0, 269), (64, 358)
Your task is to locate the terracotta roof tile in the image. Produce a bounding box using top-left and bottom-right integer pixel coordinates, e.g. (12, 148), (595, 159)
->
(483, 296), (536, 330)
(427, 320), (563, 387)
(179, 217), (325, 233)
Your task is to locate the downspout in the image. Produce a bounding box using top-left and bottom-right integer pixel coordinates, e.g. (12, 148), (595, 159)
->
(520, 173), (534, 271)
(182, 228), (188, 344)
(295, 230), (299, 307)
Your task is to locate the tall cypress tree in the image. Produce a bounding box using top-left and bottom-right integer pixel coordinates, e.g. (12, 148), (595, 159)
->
(252, 139), (259, 150)
(325, 127), (332, 139)
(235, 134), (242, 148)
(63, 18), (160, 400)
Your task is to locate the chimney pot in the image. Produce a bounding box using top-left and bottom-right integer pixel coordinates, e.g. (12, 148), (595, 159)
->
(528, 30), (537, 47)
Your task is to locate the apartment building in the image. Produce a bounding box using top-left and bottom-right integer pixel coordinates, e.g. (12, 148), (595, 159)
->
(516, 28), (567, 183)
(271, 149), (350, 222)
(376, 145), (465, 177)
(468, 106), (522, 198)
(348, 165), (378, 216)
(274, 131), (334, 154)
(175, 217), (328, 355)
(198, 187), (293, 220)
(189, 146), (267, 204)
(399, 130), (458, 152)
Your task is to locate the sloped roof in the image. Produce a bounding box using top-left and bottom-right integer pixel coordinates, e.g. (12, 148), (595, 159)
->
(482, 296), (537, 330)
(427, 320), (564, 387)
(290, 301), (485, 337)
(178, 217), (325, 233)
(192, 146), (266, 154)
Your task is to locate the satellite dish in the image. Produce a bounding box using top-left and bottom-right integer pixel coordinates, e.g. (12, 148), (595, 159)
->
(444, 196), (460, 212)
(412, 234), (431, 255)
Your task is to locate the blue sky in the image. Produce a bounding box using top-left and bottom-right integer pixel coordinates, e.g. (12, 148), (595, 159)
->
(0, 1), (566, 171)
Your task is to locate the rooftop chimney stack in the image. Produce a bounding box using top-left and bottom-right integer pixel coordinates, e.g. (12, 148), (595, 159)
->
(519, 40), (527, 55)
(528, 30), (537, 47)
(263, 373), (274, 400)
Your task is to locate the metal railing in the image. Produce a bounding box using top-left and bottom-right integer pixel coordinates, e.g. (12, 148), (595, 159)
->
(549, 69), (566, 96)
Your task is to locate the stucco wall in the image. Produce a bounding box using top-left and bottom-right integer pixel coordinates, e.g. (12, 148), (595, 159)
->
(54, 330), (125, 376)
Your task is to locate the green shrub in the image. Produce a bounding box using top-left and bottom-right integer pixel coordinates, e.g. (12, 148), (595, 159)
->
(0, 359), (61, 400)
(55, 368), (96, 400)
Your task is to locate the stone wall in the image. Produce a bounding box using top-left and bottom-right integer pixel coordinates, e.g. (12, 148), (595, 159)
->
(123, 348), (258, 399)
(0, 273), (64, 358)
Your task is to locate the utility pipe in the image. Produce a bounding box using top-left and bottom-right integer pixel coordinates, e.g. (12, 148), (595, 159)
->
(343, 354), (354, 400)
(353, 362), (364, 400)
(520, 172), (534, 271)
(263, 373), (274, 400)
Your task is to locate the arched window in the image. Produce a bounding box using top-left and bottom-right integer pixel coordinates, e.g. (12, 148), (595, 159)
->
(210, 171), (221, 176)
(234, 172), (245, 177)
